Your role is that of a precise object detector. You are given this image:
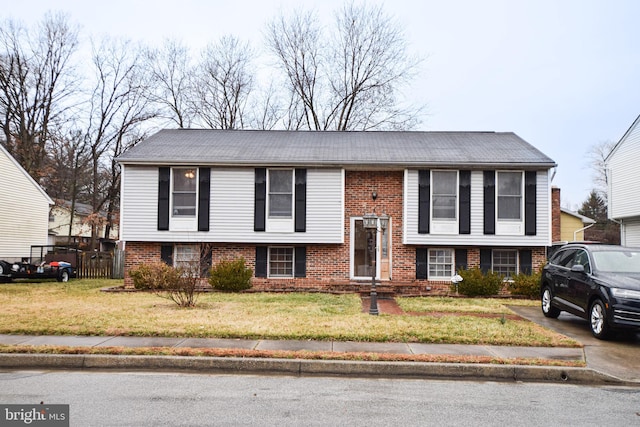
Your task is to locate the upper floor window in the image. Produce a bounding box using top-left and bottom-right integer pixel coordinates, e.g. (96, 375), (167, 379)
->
(268, 169), (293, 218)
(497, 171), (522, 220)
(172, 168), (197, 217)
(432, 171), (457, 221)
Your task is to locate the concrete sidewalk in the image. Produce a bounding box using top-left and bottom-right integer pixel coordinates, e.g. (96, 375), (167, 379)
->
(0, 333), (632, 386)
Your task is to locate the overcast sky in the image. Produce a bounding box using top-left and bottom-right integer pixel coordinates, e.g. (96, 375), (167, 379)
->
(5, 0), (640, 209)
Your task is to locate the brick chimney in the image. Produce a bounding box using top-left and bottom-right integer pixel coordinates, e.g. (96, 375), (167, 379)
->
(551, 186), (561, 242)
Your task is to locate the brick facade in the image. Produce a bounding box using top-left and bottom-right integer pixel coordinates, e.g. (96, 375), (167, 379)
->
(123, 171), (548, 296)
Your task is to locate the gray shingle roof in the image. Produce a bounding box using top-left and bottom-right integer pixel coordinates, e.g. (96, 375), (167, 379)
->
(117, 129), (556, 169)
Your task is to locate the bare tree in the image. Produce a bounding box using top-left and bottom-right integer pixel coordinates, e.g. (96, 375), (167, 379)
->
(84, 37), (157, 249)
(0, 12), (79, 178)
(266, 2), (423, 131)
(266, 8), (322, 130)
(192, 35), (255, 129)
(145, 38), (195, 128)
(586, 140), (615, 201)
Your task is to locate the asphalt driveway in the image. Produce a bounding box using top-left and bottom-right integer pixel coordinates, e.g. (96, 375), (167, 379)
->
(509, 305), (640, 382)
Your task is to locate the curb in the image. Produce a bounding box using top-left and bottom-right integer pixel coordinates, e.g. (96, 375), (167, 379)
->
(0, 353), (635, 386)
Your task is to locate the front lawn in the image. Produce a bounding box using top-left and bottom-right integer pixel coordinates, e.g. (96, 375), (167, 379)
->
(0, 279), (576, 347)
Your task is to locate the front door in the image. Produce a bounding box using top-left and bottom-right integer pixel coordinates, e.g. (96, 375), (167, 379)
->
(351, 217), (390, 280)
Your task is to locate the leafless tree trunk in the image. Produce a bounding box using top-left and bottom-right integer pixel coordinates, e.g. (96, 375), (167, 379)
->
(586, 140), (615, 201)
(145, 38), (195, 128)
(0, 12), (79, 178)
(266, 9), (322, 130)
(266, 2), (423, 131)
(192, 35), (255, 129)
(85, 37), (157, 249)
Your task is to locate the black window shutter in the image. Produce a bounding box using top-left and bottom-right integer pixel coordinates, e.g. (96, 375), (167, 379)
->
(157, 167), (170, 231)
(455, 249), (468, 272)
(294, 246), (306, 277)
(459, 170), (471, 234)
(483, 171), (495, 235)
(480, 248), (492, 273)
(254, 168), (266, 232)
(255, 246), (267, 277)
(416, 247), (428, 279)
(295, 169), (307, 232)
(200, 244), (212, 278)
(198, 167), (211, 232)
(160, 244), (173, 266)
(525, 171), (537, 236)
(418, 170), (430, 234)
(520, 249), (532, 275)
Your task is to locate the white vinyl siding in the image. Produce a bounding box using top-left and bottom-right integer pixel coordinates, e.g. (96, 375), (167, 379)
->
(120, 166), (344, 244)
(607, 119), (640, 220)
(0, 146), (53, 259)
(621, 218), (640, 247)
(404, 169), (551, 246)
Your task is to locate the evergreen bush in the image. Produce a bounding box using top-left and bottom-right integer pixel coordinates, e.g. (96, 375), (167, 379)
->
(209, 257), (253, 292)
(454, 268), (504, 297)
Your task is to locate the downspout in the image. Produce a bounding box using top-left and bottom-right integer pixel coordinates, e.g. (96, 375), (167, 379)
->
(574, 223), (595, 241)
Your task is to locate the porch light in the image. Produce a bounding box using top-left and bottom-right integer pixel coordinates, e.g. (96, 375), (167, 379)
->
(379, 214), (389, 231)
(362, 212), (389, 315)
(362, 213), (377, 230)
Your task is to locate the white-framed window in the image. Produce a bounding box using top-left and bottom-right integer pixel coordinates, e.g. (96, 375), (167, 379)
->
(172, 168), (197, 217)
(268, 247), (294, 277)
(174, 244), (200, 275)
(492, 249), (517, 278)
(431, 171), (457, 220)
(268, 169), (293, 218)
(428, 248), (454, 279)
(497, 171), (522, 221)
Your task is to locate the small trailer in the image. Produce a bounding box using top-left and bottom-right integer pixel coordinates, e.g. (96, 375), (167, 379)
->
(0, 245), (78, 282)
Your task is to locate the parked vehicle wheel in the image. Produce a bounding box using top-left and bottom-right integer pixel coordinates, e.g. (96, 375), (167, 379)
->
(590, 299), (612, 340)
(57, 269), (70, 283)
(0, 262), (5, 275)
(541, 286), (561, 318)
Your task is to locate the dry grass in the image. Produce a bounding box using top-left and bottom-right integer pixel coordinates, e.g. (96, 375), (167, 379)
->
(0, 279), (578, 347)
(396, 296), (538, 314)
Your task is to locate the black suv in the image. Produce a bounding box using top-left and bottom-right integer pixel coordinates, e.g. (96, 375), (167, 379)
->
(540, 243), (640, 339)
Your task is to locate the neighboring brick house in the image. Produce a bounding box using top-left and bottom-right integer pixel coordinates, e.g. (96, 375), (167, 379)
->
(550, 187), (596, 243)
(117, 129), (556, 294)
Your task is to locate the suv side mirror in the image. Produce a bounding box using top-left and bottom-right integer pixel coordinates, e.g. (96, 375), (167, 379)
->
(571, 264), (585, 274)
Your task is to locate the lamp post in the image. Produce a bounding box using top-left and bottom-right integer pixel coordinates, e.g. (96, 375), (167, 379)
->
(362, 213), (389, 315)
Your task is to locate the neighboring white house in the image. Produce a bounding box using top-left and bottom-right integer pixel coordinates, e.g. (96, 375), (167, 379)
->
(606, 114), (640, 246)
(0, 144), (53, 260)
(48, 200), (119, 252)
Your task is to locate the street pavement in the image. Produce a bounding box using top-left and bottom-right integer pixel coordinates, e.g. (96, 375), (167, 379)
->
(0, 304), (638, 386)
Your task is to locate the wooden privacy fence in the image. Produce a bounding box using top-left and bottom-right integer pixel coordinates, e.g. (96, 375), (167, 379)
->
(78, 251), (125, 279)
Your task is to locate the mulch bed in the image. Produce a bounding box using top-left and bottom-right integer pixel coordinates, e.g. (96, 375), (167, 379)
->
(361, 297), (525, 320)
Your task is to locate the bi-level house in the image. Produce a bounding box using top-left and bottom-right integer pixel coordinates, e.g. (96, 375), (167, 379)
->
(606, 114), (640, 246)
(117, 129), (556, 294)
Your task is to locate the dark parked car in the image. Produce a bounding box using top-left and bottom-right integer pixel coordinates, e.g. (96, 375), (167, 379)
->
(540, 243), (640, 339)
